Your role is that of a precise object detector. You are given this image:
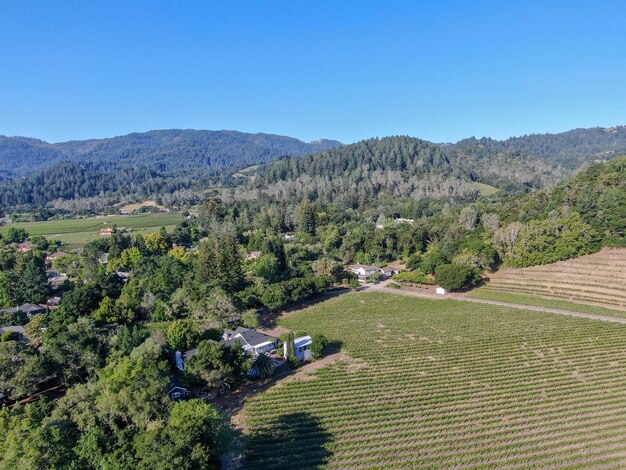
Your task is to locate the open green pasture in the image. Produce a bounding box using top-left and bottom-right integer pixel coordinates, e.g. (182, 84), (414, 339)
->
(0, 212), (182, 245)
(244, 292), (626, 468)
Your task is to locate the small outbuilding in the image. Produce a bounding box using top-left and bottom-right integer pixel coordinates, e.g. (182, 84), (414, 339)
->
(167, 377), (191, 401)
(294, 335), (313, 362)
(435, 287), (447, 295)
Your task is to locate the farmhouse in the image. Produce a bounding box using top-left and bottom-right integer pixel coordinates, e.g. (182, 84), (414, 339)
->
(0, 303), (47, 319)
(223, 327), (278, 356)
(282, 233), (296, 242)
(394, 218), (415, 225)
(100, 227), (113, 236)
(348, 264), (379, 282)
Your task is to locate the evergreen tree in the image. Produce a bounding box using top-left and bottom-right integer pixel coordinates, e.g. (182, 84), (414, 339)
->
(297, 199), (317, 236)
(15, 258), (49, 304)
(196, 232), (243, 295)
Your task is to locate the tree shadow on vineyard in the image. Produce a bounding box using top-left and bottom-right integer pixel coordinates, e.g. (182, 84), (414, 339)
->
(246, 412), (332, 468)
(260, 288), (350, 329)
(214, 340), (345, 428)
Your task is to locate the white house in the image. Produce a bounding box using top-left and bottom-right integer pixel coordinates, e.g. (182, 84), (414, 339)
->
(348, 264), (379, 282)
(436, 287), (447, 295)
(223, 327), (278, 356)
(294, 335), (312, 361)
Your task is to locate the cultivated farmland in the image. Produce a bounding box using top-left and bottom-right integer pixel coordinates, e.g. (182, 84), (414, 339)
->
(243, 292), (626, 469)
(479, 248), (626, 311)
(0, 212), (182, 245)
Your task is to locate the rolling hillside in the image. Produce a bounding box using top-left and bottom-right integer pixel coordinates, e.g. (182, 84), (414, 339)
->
(452, 125), (626, 168)
(0, 130), (342, 179)
(245, 136), (565, 205)
(480, 248), (626, 310)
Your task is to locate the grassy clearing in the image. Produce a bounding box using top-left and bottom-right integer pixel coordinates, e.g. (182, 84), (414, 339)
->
(0, 212), (182, 244)
(467, 288), (626, 319)
(244, 292), (626, 468)
(472, 181), (499, 196)
(116, 200), (167, 212)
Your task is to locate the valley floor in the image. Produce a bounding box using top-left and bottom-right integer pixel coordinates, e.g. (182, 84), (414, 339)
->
(239, 292), (626, 469)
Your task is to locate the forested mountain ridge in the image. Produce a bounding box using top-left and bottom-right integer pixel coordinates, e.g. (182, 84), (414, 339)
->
(451, 125), (626, 168)
(0, 129), (342, 179)
(243, 136), (565, 206)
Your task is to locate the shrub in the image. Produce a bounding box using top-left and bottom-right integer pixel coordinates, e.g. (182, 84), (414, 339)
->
(348, 279), (360, 290)
(393, 271), (434, 284)
(167, 320), (198, 351)
(435, 263), (481, 291)
(242, 309), (260, 329)
(0, 331), (18, 342)
(311, 334), (328, 359)
(387, 282), (401, 289)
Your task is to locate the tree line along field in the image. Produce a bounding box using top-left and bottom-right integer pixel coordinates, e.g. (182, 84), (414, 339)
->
(0, 212), (183, 245)
(243, 292), (626, 469)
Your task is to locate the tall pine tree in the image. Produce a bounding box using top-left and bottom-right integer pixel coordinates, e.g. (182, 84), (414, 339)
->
(297, 199), (317, 236)
(15, 258), (49, 304)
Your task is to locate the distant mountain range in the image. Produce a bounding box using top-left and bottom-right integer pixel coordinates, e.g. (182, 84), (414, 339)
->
(450, 125), (626, 168)
(0, 125), (624, 211)
(0, 129), (342, 179)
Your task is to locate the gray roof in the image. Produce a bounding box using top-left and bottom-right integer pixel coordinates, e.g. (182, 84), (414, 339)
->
(225, 328), (278, 348)
(349, 264), (378, 271)
(168, 376), (189, 396)
(0, 304), (46, 315)
(0, 325), (26, 335)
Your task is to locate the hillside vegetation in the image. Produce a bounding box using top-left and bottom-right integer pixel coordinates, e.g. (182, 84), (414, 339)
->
(0, 130), (341, 211)
(487, 156), (626, 268)
(244, 292), (626, 468)
(453, 125), (626, 168)
(475, 248), (626, 311)
(245, 136), (564, 206)
(0, 130), (342, 179)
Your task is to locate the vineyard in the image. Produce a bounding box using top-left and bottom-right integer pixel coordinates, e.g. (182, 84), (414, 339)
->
(243, 292), (626, 468)
(480, 248), (626, 311)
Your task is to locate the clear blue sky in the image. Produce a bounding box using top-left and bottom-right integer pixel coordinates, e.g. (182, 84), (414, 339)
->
(1, 0), (625, 144)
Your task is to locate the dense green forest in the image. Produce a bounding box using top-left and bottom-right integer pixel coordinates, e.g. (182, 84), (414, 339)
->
(0, 130), (342, 179)
(0, 161), (200, 210)
(452, 125), (626, 168)
(245, 136), (565, 206)
(1, 125), (624, 213)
